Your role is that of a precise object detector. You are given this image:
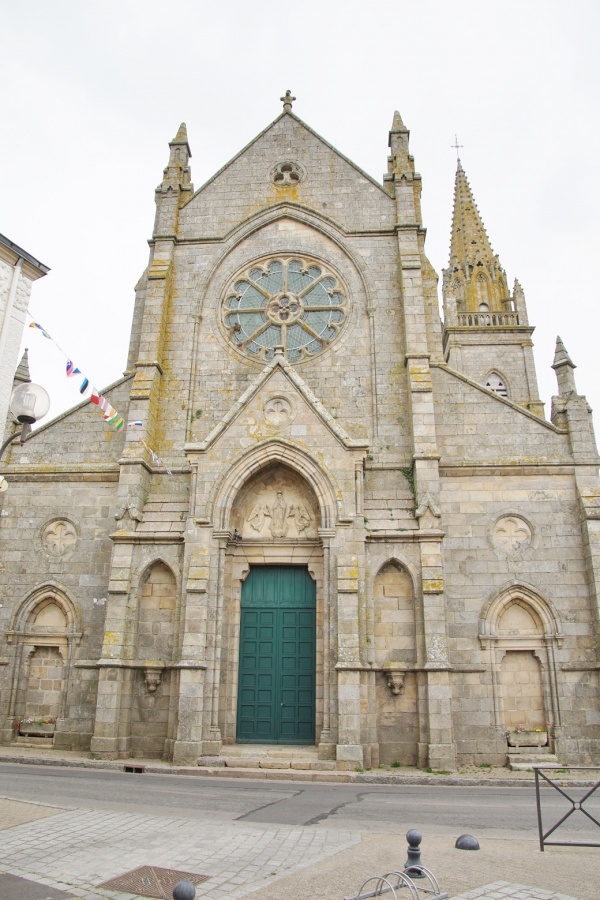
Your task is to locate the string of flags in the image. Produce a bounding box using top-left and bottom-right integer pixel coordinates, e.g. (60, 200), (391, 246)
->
(128, 423), (173, 475)
(28, 319), (172, 474)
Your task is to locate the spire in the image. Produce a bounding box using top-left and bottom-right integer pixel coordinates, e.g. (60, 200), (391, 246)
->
(159, 123), (193, 193)
(442, 160), (509, 314)
(389, 110), (408, 136)
(552, 335), (577, 396)
(13, 349), (31, 385)
(449, 160), (495, 269)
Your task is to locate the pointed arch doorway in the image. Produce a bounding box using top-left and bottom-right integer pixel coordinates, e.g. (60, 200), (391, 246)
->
(237, 565), (316, 744)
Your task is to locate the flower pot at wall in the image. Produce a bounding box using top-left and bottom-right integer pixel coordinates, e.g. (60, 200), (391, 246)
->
(507, 731), (548, 748)
(18, 722), (56, 738)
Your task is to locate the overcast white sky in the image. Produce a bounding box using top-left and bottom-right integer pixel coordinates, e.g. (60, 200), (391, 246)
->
(3, 1), (599, 430)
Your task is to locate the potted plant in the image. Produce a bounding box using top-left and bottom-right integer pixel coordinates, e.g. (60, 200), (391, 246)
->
(506, 724), (548, 747)
(13, 716), (57, 738)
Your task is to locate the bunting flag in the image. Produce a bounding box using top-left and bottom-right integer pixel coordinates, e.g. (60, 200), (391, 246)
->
(29, 322), (52, 339)
(66, 360), (81, 377)
(127, 423), (172, 474)
(26, 313), (170, 471)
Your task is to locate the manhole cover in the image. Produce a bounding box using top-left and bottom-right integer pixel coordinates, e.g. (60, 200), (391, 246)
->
(99, 866), (209, 898)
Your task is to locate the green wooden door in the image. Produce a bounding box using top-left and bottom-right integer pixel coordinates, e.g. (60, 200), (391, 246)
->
(237, 566), (315, 744)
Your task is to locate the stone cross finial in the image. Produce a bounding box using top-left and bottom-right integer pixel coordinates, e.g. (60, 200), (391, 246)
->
(451, 134), (464, 159)
(281, 90), (296, 112)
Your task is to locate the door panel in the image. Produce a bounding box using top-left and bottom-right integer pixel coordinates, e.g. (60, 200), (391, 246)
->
(237, 566), (315, 744)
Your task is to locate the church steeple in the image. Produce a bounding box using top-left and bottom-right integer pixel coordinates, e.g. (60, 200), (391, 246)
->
(443, 160), (509, 314)
(441, 158), (544, 417)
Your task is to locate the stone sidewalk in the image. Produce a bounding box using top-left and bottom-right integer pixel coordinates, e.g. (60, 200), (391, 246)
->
(0, 795), (595, 900)
(0, 747), (597, 899)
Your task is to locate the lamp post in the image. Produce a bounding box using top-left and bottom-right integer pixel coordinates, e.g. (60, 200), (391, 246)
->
(0, 381), (50, 463)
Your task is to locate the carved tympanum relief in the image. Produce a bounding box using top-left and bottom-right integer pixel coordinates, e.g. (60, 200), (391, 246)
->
(41, 520), (77, 558)
(245, 489), (314, 539)
(492, 516), (532, 554)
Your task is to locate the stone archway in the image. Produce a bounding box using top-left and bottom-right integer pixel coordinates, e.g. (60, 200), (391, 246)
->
(217, 462), (326, 750)
(5, 588), (82, 744)
(479, 585), (563, 739)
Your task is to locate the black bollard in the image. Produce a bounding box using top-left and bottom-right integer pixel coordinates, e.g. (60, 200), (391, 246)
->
(455, 833), (480, 850)
(404, 828), (425, 878)
(173, 880), (196, 900)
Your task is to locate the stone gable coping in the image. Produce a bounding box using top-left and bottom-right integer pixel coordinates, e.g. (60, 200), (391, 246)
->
(180, 112), (393, 210)
(430, 361), (564, 433)
(185, 353), (370, 454)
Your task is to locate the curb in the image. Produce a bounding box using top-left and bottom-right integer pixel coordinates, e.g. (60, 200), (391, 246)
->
(0, 751), (543, 787)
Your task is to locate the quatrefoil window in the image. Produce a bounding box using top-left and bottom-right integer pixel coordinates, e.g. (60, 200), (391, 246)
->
(222, 256), (348, 362)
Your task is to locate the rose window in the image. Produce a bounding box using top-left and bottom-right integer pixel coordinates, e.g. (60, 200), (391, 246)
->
(222, 256), (348, 362)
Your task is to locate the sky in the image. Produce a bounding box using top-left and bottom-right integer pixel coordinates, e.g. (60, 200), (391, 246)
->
(2, 0), (599, 429)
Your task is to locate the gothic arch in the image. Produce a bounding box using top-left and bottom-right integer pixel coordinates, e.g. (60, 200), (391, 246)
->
(209, 439), (342, 531)
(6, 583), (82, 731)
(371, 556), (419, 596)
(479, 583), (563, 643)
(479, 583), (563, 733)
(483, 369), (510, 398)
(10, 582), (81, 637)
(371, 558), (417, 668)
(200, 203), (373, 313)
(135, 557), (179, 593)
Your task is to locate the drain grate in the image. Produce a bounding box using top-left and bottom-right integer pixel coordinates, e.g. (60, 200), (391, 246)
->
(99, 866), (209, 898)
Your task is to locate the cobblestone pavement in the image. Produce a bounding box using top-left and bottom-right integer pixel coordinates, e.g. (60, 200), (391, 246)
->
(448, 884), (579, 900)
(0, 801), (360, 899)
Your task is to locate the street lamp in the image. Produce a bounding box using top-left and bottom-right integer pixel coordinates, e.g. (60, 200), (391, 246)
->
(0, 381), (51, 463)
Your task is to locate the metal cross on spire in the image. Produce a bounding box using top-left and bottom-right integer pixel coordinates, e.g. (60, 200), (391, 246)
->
(451, 134), (464, 159)
(281, 90), (296, 112)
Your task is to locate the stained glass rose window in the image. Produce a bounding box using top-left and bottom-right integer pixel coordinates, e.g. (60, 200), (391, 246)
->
(222, 256), (348, 362)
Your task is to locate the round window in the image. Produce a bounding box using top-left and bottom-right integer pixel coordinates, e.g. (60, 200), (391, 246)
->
(221, 256), (348, 362)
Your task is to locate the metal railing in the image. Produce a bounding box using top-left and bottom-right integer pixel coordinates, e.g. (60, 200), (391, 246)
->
(534, 766), (600, 851)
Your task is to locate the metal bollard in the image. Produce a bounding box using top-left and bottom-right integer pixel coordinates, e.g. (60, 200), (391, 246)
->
(404, 828), (425, 878)
(173, 879), (196, 899)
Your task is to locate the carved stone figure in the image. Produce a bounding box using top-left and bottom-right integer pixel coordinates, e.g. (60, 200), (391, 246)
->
(248, 502), (271, 532)
(288, 502), (311, 533)
(270, 491), (288, 537)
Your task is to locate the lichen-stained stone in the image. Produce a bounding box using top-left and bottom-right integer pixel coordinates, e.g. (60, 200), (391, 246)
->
(1, 100), (599, 768)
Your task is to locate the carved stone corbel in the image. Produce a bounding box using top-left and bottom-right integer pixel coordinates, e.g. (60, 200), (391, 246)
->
(143, 666), (163, 693)
(384, 669), (405, 696)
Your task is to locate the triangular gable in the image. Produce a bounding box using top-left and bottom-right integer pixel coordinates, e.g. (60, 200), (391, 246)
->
(184, 111), (390, 204)
(187, 352), (369, 452)
(178, 113), (394, 238)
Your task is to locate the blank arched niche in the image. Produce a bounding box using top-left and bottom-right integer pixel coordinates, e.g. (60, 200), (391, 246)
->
(373, 560), (416, 674)
(479, 586), (563, 733)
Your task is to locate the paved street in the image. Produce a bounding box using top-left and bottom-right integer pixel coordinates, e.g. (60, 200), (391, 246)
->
(0, 760), (598, 899)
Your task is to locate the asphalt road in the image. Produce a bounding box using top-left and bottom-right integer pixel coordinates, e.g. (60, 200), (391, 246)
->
(0, 763), (597, 842)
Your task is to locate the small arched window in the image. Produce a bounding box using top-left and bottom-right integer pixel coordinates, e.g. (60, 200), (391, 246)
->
(485, 372), (508, 397)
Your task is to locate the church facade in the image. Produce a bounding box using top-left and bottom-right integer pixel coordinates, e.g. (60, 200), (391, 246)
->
(1, 96), (599, 770)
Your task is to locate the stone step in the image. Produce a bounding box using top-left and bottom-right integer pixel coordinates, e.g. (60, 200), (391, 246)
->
(14, 737), (54, 749)
(508, 745), (553, 755)
(508, 753), (559, 771)
(221, 744), (319, 759)
(201, 743), (332, 771)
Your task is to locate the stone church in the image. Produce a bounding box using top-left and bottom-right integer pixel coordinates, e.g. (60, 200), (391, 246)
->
(1, 94), (599, 770)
